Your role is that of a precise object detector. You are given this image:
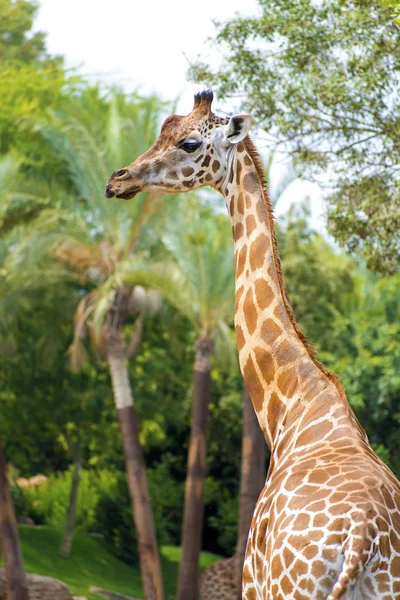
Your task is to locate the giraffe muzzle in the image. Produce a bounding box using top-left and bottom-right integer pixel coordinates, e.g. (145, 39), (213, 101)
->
(104, 183), (141, 200)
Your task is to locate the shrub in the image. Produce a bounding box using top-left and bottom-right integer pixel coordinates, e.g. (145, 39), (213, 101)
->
(14, 463), (184, 564)
(94, 477), (138, 565)
(20, 468), (119, 531)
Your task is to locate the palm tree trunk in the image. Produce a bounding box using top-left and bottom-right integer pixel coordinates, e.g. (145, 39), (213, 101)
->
(234, 385), (266, 596)
(106, 326), (164, 600)
(0, 437), (29, 600)
(59, 460), (82, 558)
(177, 337), (213, 600)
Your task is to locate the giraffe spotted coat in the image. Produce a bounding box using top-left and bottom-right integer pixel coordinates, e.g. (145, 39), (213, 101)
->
(106, 90), (400, 599)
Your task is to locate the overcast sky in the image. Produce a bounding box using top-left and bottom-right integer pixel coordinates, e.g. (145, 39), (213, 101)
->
(34, 0), (259, 113)
(33, 0), (325, 229)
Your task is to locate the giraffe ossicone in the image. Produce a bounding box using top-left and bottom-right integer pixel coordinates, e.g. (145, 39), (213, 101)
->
(106, 90), (400, 599)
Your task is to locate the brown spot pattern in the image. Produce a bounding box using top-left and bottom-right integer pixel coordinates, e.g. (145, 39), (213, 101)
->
(234, 223), (244, 241)
(277, 366), (298, 398)
(243, 171), (259, 194)
(244, 287), (258, 335)
(268, 391), (285, 441)
(237, 192), (245, 215)
(235, 324), (246, 352)
(254, 346), (275, 385)
(261, 318), (282, 346)
(246, 215), (257, 236)
(254, 278), (274, 310)
(243, 355), (265, 412)
(235, 285), (244, 312)
(236, 245), (247, 278)
(182, 167), (194, 177)
(236, 160), (242, 184)
(249, 234), (268, 271)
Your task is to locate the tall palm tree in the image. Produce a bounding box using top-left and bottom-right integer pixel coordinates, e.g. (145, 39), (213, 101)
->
(4, 90), (175, 600)
(126, 204), (236, 600)
(0, 154), (29, 600)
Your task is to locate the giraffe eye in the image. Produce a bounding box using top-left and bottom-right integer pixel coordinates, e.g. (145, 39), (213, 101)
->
(179, 140), (202, 153)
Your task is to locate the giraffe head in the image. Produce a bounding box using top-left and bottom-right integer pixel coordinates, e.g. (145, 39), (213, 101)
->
(105, 90), (251, 199)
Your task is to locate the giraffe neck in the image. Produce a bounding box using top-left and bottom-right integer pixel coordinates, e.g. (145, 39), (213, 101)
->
(221, 137), (347, 453)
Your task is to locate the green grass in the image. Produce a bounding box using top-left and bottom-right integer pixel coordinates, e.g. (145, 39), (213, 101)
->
(0, 526), (221, 600)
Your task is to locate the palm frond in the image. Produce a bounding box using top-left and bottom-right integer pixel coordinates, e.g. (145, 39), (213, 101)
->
(69, 294), (96, 371)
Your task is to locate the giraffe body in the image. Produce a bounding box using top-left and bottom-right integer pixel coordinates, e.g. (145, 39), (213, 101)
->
(105, 91), (400, 599)
(200, 557), (239, 600)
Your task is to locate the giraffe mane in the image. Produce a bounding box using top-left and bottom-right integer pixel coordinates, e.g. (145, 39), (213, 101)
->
(243, 135), (345, 396)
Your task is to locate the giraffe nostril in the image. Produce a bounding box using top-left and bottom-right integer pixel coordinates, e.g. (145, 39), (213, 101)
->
(105, 184), (115, 198)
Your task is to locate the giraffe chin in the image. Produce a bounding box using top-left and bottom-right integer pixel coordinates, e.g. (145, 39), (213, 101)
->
(115, 189), (139, 200)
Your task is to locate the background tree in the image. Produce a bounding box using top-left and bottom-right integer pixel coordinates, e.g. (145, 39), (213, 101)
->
(163, 209), (235, 600)
(0, 0), (69, 159)
(3, 88), (175, 600)
(190, 0), (400, 273)
(131, 204), (236, 600)
(321, 273), (400, 475)
(0, 439), (29, 600)
(0, 153), (29, 600)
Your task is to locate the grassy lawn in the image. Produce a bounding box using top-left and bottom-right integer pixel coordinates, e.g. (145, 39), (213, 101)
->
(0, 526), (221, 600)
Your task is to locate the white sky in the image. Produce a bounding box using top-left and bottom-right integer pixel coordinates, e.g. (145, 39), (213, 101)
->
(34, 0), (326, 230)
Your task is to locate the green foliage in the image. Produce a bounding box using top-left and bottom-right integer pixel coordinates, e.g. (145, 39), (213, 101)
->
(190, 0), (400, 272)
(205, 479), (238, 554)
(0, 0), (49, 63)
(19, 469), (119, 531)
(320, 274), (400, 475)
(0, 0), (69, 157)
(277, 204), (355, 348)
(14, 463), (184, 561)
(94, 478), (139, 566)
(377, 0), (400, 22)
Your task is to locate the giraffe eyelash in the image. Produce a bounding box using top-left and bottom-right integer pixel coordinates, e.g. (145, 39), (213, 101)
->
(178, 140), (202, 153)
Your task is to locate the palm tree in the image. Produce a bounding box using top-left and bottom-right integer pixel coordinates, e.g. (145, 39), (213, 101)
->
(4, 89), (175, 600)
(125, 203), (236, 600)
(0, 154), (29, 600)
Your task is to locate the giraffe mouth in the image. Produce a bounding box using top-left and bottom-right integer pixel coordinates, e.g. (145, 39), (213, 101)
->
(116, 188), (140, 200)
(105, 185), (141, 200)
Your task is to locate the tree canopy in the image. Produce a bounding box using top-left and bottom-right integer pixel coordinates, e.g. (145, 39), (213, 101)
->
(190, 0), (400, 273)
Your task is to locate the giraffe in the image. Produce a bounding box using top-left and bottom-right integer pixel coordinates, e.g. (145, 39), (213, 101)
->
(105, 90), (400, 599)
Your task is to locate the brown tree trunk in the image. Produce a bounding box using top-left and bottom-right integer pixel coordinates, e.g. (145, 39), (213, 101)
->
(177, 337), (213, 600)
(234, 384), (266, 596)
(0, 437), (29, 600)
(59, 460), (82, 558)
(106, 326), (164, 600)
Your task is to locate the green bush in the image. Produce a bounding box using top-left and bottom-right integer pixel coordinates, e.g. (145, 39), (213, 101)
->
(15, 464), (184, 564)
(94, 477), (138, 566)
(148, 461), (184, 546)
(20, 468), (119, 531)
(10, 483), (32, 520)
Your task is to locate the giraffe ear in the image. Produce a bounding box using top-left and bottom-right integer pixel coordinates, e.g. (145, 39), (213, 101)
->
(225, 114), (252, 144)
